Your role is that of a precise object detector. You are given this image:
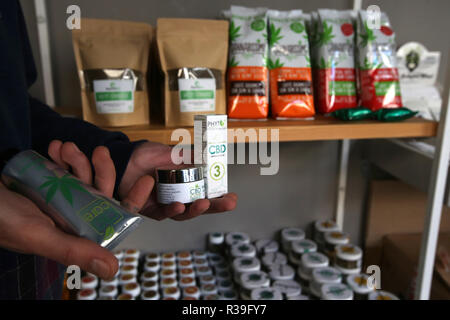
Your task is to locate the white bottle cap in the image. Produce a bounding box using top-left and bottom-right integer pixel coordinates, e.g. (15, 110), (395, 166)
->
(291, 239), (318, 255)
(232, 257), (261, 273)
(118, 274), (136, 286)
(301, 252), (329, 269)
(368, 290), (400, 300)
(209, 232), (225, 245)
(220, 290), (238, 300)
(80, 275), (98, 289)
(177, 251), (192, 261)
(240, 271), (270, 290)
(161, 252), (176, 262)
(163, 287), (181, 300)
(160, 277), (178, 289)
(183, 286), (201, 299)
(250, 287), (283, 300)
(225, 232), (250, 246)
(262, 252), (287, 267)
(160, 269), (177, 279)
(335, 264), (362, 275)
(231, 243), (256, 258)
(269, 264), (295, 281)
(335, 244), (363, 261)
(315, 220), (339, 233)
(179, 268), (195, 278)
(281, 227), (305, 242)
(116, 293), (135, 300)
(99, 285), (118, 298)
(123, 249), (140, 259)
(144, 261), (160, 273)
(141, 280), (158, 292)
(120, 265), (137, 276)
(77, 288), (97, 300)
(140, 290), (160, 300)
(346, 273), (375, 295)
(100, 277), (119, 288)
(122, 257), (139, 267)
(312, 266), (342, 284)
(201, 284), (218, 296)
(113, 250), (124, 260)
(179, 277), (196, 288)
(217, 279), (234, 292)
(144, 252), (160, 263)
(140, 271), (158, 282)
(199, 275), (216, 286)
(321, 283), (354, 300)
(161, 261), (177, 270)
(324, 231), (350, 246)
(255, 239), (279, 254)
(193, 259), (209, 268)
(273, 280), (302, 297)
(196, 266), (213, 277)
(178, 260), (194, 269)
(192, 251), (208, 260)
(122, 282), (141, 298)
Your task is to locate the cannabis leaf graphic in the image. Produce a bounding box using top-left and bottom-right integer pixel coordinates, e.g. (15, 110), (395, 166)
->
(360, 57), (382, 70)
(228, 56), (239, 67)
(318, 21), (335, 46)
(104, 225), (115, 240)
(319, 56), (333, 69)
(268, 23), (283, 46)
(229, 20), (241, 41)
(267, 58), (284, 70)
(359, 22), (376, 48)
(39, 174), (88, 206)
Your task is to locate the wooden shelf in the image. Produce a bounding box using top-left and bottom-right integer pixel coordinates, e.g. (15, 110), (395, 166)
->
(102, 116), (437, 145)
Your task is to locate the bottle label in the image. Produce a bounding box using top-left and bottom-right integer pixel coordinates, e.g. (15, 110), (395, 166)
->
(157, 180), (205, 204)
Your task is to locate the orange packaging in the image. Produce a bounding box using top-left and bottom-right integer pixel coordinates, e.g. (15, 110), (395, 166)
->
(267, 10), (315, 119)
(226, 6), (269, 119)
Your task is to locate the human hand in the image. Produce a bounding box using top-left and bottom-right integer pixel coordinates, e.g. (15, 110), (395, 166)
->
(119, 141), (237, 221)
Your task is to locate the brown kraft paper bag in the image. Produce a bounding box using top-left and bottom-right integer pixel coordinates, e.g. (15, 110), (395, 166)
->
(72, 18), (152, 127)
(157, 18), (228, 127)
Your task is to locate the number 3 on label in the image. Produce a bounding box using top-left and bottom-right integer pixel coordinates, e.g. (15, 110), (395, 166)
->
(210, 162), (225, 181)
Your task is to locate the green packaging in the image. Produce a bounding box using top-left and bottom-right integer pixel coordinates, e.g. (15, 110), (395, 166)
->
(372, 107), (418, 122)
(332, 107), (373, 121)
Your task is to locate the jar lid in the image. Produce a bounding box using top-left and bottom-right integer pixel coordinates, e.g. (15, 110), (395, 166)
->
(335, 264), (362, 275)
(161, 252), (176, 261)
(232, 257), (260, 272)
(315, 220), (340, 233)
(161, 269), (176, 279)
(183, 286), (200, 298)
(225, 232), (250, 246)
(346, 274), (375, 294)
(196, 266), (213, 276)
(255, 239), (279, 254)
(144, 261), (160, 272)
(291, 239), (318, 254)
(199, 275), (216, 285)
(163, 286), (180, 299)
(273, 280), (302, 297)
(124, 249), (140, 258)
(141, 290), (160, 300)
(312, 267), (342, 284)
(156, 166), (203, 184)
(192, 251), (207, 259)
(101, 277), (118, 287)
(335, 244), (363, 261)
(119, 274), (136, 285)
(145, 252), (160, 263)
(80, 275), (98, 289)
(281, 227), (305, 242)
(240, 271), (270, 289)
(140, 271), (158, 282)
(117, 293), (134, 300)
(368, 290), (399, 300)
(179, 277), (196, 287)
(77, 288), (97, 300)
(161, 261), (176, 270)
(324, 231), (350, 245)
(321, 283), (354, 300)
(262, 252), (287, 267)
(122, 282), (141, 297)
(177, 251), (192, 260)
(209, 255), (225, 266)
(99, 285), (118, 298)
(122, 257), (139, 267)
(142, 280), (158, 291)
(209, 232), (224, 244)
(231, 243), (256, 258)
(269, 264), (295, 281)
(301, 252), (329, 269)
(250, 287), (283, 300)
(120, 264), (138, 276)
(179, 260), (194, 269)
(160, 277), (177, 288)
(179, 268), (195, 278)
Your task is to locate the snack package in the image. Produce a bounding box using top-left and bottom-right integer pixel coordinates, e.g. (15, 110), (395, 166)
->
(227, 6), (269, 119)
(267, 10), (315, 119)
(72, 18), (152, 127)
(313, 10), (358, 114)
(157, 18), (229, 127)
(356, 11), (402, 110)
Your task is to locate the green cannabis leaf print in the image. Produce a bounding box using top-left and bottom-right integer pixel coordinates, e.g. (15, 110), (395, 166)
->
(39, 174), (88, 206)
(359, 22), (376, 47)
(319, 57), (333, 69)
(268, 23), (283, 46)
(228, 56), (239, 67)
(318, 21), (335, 46)
(104, 225), (115, 240)
(229, 20), (241, 41)
(267, 58), (284, 70)
(360, 57), (382, 70)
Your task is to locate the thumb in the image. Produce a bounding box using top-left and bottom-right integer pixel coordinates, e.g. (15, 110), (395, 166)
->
(121, 175), (154, 213)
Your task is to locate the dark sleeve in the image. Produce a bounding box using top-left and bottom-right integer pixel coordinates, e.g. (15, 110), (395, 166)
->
(29, 96), (146, 198)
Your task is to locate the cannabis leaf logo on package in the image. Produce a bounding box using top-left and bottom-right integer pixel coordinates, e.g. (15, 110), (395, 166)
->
(39, 174), (88, 206)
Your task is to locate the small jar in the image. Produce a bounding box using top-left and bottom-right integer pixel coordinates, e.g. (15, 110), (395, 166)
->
(122, 257), (139, 268)
(231, 243), (256, 258)
(239, 271), (270, 298)
(216, 270), (232, 281)
(324, 231), (350, 262)
(368, 290), (399, 300)
(144, 252), (160, 263)
(120, 265), (138, 276)
(273, 280), (302, 298)
(99, 285), (118, 299)
(208, 232), (225, 254)
(178, 260), (194, 270)
(201, 284), (218, 297)
(156, 167), (205, 204)
(161, 252), (176, 263)
(179, 276), (196, 288)
(177, 251), (192, 261)
(122, 282), (141, 298)
(204, 294), (220, 300)
(250, 287), (283, 300)
(208, 254), (225, 266)
(101, 277), (119, 288)
(346, 273), (374, 300)
(268, 264), (295, 281)
(254, 239), (279, 255)
(163, 287), (181, 300)
(160, 277), (178, 289)
(310, 266), (342, 297)
(183, 286), (201, 299)
(321, 283), (353, 300)
(141, 290), (160, 300)
(217, 279), (234, 293)
(117, 293), (135, 300)
(193, 259), (209, 268)
(214, 262), (229, 274)
(77, 288), (97, 300)
(118, 274), (136, 286)
(160, 269), (177, 280)
(261, 252), (287, 269)
(232, 257), (261, 284)
(140, 271), (158, 283)
(123, 249), (140, 259)
(80, 275), (98, 290)
(281, 227), (305, 252)
(161, 261), (177, 271)
(192, 250), (208, 260)
(114, 250), (124, 261)
(199, 275), (216, 286)
(220, 290), (238, 300)
(299, 252), (329, 278)
(289, 239), (318, 264)
(179, 267), (195, 279)
(313, 220), (340, 248)
(196, 266), (213, 277)
(141, 280), (158, 292)
(144, 261), (160, 273)
(225, 232), (250, 247)
(334, 244), (362, 274)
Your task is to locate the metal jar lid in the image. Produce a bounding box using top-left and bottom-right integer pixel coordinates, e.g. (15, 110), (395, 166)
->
(156, 166), (203, 184)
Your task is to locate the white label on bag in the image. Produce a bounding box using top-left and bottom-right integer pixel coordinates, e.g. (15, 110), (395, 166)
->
(178, 79), (215, 112)
(93, 79), (134, 114)
(157, 180), (205, 204)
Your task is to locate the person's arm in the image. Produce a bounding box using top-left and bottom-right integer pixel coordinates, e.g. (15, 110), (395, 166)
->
(29, 96), (145, 198)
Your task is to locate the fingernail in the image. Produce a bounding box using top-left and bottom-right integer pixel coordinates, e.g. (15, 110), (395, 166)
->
(89, 259), (110, 278)
(72, 143), (80, 152)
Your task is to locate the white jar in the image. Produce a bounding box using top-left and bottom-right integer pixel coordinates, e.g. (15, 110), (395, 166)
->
(178, 260), (194, 270)
(310, 266), (342, 296)
(160, 277), (178, 289)
(290, 239), (318, 263)
(220, 290), (238, 300)
(324, 231), (350, 261)
(144, 252), (160, 263)
(321, 283), (354, 300)
(196, 266), (213, 277)
(183, 286), (201, 299)
(199, 275), (216, 286)
(161, 252), (176, 263)
(225, 232), (250, 246)
(118, 274), (136, 286)
(144, 261), (160, 273)
(122, 257), (139, 267)
(156, 167), (205, 204)
(346, 273), (375, 300)
(232, 257), (260, 284)
(141, 290), (160, 300)
(179, 276), (196, 288)
(140, 271), (158, 283)
(192, 250), (208, 260)
(231, 243), (256, 258)
(160, 269), (177, 280)
(177, 251), (192, 261)
(179, 268), (195, 279)
(116, 293), (135, 300)
(334, 244), (363, 274)
(141, 280), (158, 292)
(240, 271), (270, 298)
(261, 252), (287, 269)
(99, 285), (118, 299)
(100, 277), (118, 288)
(299, 252), (329, 277)
(273, 280), (302, 298)
(120, 265), (138, 276)
(314, 220), (340, 246)
(254, 239), (279, 255)
(217, 279), (234, 292)
(250, 287), (283, 300)
(77, 288), (97, 300)
(201, 284), (218, 297)
(113, 249), (124, 261)
(368, 290), (400, 300)
(123, 249), (140, 259)
(193, 259), (209, 268)
(80, 275), (98, 290)
(268, 264), (295, 281)
(281, 227), (305, 252)
(163, 287), (181, 300)
(208, 255), (225, 266)
(122, 282), (141, 298)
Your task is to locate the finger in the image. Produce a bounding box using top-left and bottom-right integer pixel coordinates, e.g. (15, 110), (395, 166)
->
(20, 223), (118, 280)
(204, 193), (238, 214)
(121, 175), (155, 213)
(48, 140), (69, 170)
(141, 202), (185, 221)
(171, 199), (210, 221)
(60, 142), (93, 185)
(92, 146), (116, 198)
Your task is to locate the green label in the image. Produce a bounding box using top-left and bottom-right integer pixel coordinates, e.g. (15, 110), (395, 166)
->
(78, 198), (123, 236)
(374, 81), (401, 96)
(95, 91), (132, 101)
(180, 90), (215, 100)
(329, 81), (356, 96)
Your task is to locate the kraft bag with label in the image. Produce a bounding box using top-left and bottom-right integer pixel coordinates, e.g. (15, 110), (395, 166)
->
(157, 18), (228, 127)
(72, 18), (152, 127)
